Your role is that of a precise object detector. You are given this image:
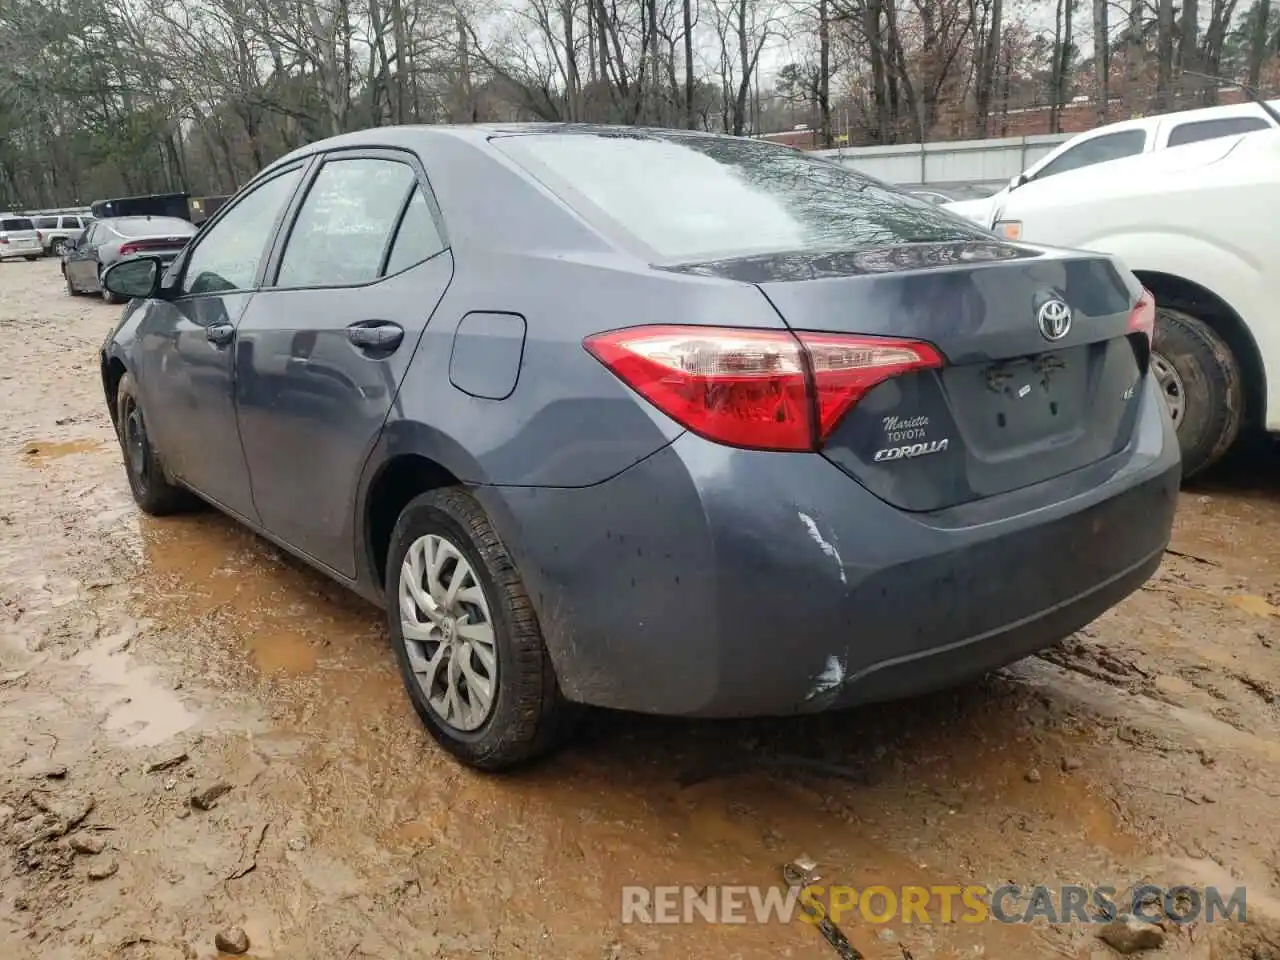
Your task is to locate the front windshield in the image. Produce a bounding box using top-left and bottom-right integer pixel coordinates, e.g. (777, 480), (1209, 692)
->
(494, 130), (988, 262)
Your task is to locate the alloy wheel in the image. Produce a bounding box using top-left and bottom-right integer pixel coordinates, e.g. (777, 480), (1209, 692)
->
(397, 533), (498, 732)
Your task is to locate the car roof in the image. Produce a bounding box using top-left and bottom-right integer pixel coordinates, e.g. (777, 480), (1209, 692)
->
(264, 123), (760, 174)
(1061, 98), (1280, 140)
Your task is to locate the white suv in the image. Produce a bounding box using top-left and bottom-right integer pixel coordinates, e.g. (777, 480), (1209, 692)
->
(947, 98), (1280, 227)
(32, 214), (93, 256)
(967, 128), (1280, 478)
(0, 216), (43, 261)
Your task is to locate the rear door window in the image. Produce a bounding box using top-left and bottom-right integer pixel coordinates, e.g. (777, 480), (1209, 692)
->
(1031, 130), (1148, 181)
(275, 157), (418, 288)
(492, 131), (986, 262)
(1166, 115), (1270, 147)
(34, 217), (58, 230)
(383, 187), (446, 275)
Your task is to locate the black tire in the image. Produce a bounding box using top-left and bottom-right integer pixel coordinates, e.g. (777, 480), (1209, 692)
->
(99, 267), (125, 304)
(51, 239), (65, 256)
(23, 255), (38, 262)
(1152, 305), (1243, 480)
(385, 488), (577, 771)
(114, 372), (197, 515)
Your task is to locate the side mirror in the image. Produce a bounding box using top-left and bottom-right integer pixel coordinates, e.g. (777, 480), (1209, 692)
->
(1009, 172), (1028, 191)
(103, 257), (162, 301)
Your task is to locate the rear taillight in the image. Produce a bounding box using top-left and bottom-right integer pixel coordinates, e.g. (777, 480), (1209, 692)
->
(583, 325), (944, 452)
(1128, 288), (1156, 344)
(0, 237), (8, 245)
(119, 243), (139, 256)
(36, 231), (42, 243)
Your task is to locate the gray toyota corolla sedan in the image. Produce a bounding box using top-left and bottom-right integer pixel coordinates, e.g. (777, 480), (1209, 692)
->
(98, 124), (1180, 771)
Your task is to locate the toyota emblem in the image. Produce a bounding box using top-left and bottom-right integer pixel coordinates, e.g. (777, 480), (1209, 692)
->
(1037, 298), (1072, 341)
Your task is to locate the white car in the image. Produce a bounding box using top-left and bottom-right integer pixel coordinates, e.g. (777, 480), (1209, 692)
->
(965, 128), (1280, 477)
(946, 98), (1280, 227)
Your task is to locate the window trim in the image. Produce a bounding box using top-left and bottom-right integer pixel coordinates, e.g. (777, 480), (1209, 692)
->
(261, 145), (449, 293)
(172, 160), (312, 301)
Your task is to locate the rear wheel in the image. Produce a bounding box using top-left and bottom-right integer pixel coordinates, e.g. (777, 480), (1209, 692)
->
(1152, 305), (1243, 480)
(385, 488), (577, 771)
(50, 238), (65, 256)
(115, 373), (197, 515)
(23, 255), (38, 262)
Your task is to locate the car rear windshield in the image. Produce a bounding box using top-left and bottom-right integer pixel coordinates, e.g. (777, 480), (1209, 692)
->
(1, 218), (34, 231)
(113, 216), (194, 237)
(492, 131), (987, 261)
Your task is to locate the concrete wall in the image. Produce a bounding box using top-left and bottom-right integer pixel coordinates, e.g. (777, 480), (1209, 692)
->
(811, 133), (1072, 188)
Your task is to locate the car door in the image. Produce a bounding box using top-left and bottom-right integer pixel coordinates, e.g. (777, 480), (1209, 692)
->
(67, 222), (100, 286)
(85, 221), (117, 289)
(130, 163), (308, 520)
(234, 149), (452, 576)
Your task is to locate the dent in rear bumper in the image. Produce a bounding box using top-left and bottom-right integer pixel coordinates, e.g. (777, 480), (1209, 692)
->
(476, 376), (1180, 717)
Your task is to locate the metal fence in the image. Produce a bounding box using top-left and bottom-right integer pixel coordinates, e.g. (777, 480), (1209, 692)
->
(812, 133), (1073, 189)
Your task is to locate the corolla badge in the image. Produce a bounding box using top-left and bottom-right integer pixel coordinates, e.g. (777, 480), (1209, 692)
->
(1037, 298), (1072, 341)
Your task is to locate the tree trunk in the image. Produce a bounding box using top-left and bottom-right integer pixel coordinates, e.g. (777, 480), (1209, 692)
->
(1093, 0), (1109, 122)
(1156, 0), (1175, 110)
(1126, 0), (1143, 115)
(975, 0), (1003, 136)
(1178, 0), (1199, 78)
(1248, 0), (1272, 85)
(818, 0), (832, 145)
(683, 0), (695, 127)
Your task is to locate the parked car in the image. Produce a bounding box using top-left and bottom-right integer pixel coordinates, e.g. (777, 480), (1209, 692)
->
(32, 213), (93, 256)
(906, 188), (956, 206)
(905, 185), (994, 205)
(0, 215), (43, 261)
(62, 216), (196, 303)
(946, 97), (1280, 225)
(91, 193), (192, 221)
(98, 124), (1180, 771)
(944, 127), (1280, 478)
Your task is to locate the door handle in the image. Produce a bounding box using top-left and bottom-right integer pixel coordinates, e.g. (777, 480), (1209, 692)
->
(347, 321), (403, 352)
(207, 323), (235, 346)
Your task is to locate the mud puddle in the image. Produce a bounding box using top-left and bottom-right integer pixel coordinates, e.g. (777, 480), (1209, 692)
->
(4, 261), (1280, 958)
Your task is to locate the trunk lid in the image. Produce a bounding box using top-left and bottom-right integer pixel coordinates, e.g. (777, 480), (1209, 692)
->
(663, 241), (1147, 512)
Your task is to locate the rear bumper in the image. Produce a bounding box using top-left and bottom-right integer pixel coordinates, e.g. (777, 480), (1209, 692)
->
(0, 244), (43, 259)
(477, 376), (1180, 717)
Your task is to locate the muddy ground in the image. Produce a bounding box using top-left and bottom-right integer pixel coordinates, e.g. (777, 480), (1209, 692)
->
(3, 259), (1280, 960)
